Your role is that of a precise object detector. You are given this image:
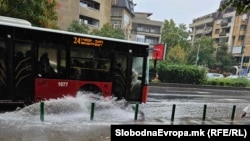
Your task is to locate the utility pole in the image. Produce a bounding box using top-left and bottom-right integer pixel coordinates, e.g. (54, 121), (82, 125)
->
(195, 44), (200, 65)
(239, 45), (245, 77)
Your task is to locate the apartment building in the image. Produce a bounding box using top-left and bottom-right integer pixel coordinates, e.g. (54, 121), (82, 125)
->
(56, 0), (163, 45)
(131, 12), (163, 46)
(231, 14), (250, 65)
(189, 12), (217, 45)
(212, 7), (236, 53)
(110, 0), (163, 43)
(189, 0), (250, 69)
(56, 0), (111, 30)
(110, 0), (135, 40)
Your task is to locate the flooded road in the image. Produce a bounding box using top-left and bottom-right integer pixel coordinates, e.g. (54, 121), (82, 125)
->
(0, 87), (250, 141)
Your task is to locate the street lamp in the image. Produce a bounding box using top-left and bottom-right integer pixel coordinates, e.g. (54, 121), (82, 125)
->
(239, 45), (245, 77)
(195, 44), (200, 65)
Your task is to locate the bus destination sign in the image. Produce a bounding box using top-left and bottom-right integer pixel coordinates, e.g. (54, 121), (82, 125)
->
(73, 37), (104, 47)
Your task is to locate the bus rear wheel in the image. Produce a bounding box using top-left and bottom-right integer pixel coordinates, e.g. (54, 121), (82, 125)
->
(80, 84), (101, 95)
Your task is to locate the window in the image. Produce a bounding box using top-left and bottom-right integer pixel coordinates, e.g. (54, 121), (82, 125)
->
(111, 20), (121, 29)
(137, 26), (143, 32)
(79, 15), (99, 28)
(238, 35), (245, 41)
(70, 47), (111, 81)
(136, 35), (145, 43)
(145, 38), (157, 45)
(215, 38), (219, 44)
(80, 0), (100, 10)
(150, 28), (155, 33)
(144, 27), (149, 32)
(111, 12), (122, 17)
(215, 29), (220, 34)
(113, 24), (120, 29)
(240, 25), (247, 31)
(242, 14), (248, 21)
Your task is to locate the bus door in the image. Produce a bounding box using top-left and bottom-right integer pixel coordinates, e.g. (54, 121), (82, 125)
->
(113, 54), (128, 100)
(0, 40), (34, 102)
(126, 56), (144, 103)
(14, 42), (34, 102)
(113, 52), (144, 103)
(0, 40), (7, 100)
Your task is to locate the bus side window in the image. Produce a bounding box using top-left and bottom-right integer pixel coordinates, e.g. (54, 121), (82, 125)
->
(38, 53), (56, 78)
(70, 67), (81, 79)
(72, 59), (83, 67)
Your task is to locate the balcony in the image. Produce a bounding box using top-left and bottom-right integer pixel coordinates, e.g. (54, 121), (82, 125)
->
(221, 21), (228, 27)
(241, 20), (248, 25)
(204, 27), (212, 34)
(189, 18), (214, 28)
(219, 32), (226, 36)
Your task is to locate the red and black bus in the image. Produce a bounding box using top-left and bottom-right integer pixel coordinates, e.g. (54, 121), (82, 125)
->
(0, 16), (150, 109)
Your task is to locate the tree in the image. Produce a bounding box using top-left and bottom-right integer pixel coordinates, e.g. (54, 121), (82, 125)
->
(166, 45), (186, 64)
(67, 20), (89, 34)
(215, 42), (236, 72)
(90, 23), (125, 39)
(0, 0), (58, 28)
(161, 19), (190, 53)
(219, 0), (250, 14)
(186, 36), (216, 66)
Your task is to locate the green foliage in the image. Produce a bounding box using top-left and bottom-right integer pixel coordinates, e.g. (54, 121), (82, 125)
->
(219, 0), (250, 14)
(204, 77), (250, 87)
(0, 0), (58, 28)
(214, 42), (236, 72)
(186, 36), (216, 66)
(90, 23), (125, 39)
(150, 60), (250, 88)
(67, 20), (89, 34)
(161, 19), (190, 55)
(156, 61), (207, 84)
(166, 45), (186, 64)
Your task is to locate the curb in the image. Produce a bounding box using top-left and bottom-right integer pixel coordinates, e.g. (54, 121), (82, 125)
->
(149, 82), (250, 91)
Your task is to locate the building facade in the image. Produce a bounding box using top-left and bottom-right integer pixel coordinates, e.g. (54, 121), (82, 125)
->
(131, 12), (163, 46)
(110, 0), (135, 40)
(189, 12), (217, 45)
(56, 0), (163, 45)
(56, 0), (111, 30)
(189, 0), (250, 70)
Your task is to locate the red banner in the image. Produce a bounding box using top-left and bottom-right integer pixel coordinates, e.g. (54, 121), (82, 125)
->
(152, 44), (165, 60)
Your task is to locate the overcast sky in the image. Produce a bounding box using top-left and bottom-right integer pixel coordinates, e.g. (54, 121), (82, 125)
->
(133, 0), (222, 27)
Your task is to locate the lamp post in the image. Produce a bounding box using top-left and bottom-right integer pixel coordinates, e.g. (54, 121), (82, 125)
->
(239, 45), (245, 77)
(154, 51), (158, 69)
(195, 44), (200, 65)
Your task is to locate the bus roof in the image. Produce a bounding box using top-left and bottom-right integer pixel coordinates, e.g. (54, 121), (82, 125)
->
(0, 16), (150, 47)
(0, 16), (32, 27)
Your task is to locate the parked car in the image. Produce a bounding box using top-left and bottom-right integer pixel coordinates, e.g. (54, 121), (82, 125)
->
(226, 75), (250, 80)
(206, 73), (224, 79)
(226, 75), (239, 79)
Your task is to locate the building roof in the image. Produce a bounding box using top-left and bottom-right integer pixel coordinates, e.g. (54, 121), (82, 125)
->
(112, 0), (135, 15)
(135, 12), (153, 17)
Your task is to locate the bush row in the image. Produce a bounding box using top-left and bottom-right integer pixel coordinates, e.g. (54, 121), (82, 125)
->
(155, 63), (206, 84)
(204, 77), (250, 87)
(152, 62), (250, 87)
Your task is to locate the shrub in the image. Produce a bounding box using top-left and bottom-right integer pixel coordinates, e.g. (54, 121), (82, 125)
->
(204, 77), (250, 87)
(155, 62), (206, 84)
(150, 61), (250, 87)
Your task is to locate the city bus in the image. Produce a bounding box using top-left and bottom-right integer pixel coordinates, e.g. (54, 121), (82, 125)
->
(0, 16), (150, 109)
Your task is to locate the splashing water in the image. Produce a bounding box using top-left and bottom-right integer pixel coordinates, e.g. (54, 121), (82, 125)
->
(0, 92), (140, 124)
